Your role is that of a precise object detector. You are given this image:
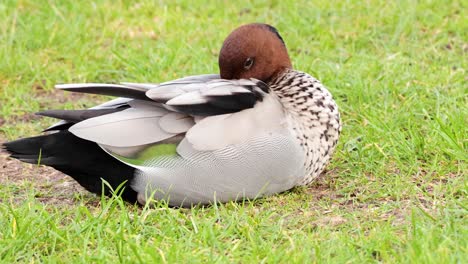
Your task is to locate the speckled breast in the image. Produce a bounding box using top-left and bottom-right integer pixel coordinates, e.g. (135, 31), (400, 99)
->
(270, 69), (341, 185)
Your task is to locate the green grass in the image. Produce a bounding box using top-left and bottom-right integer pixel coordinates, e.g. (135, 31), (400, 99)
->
(0, 0), (466, 262)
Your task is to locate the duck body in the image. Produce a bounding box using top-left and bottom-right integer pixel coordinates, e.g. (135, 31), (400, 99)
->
(3, 24), (341, 206)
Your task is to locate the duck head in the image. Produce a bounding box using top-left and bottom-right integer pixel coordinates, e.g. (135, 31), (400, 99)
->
(218, 23), (292, 83)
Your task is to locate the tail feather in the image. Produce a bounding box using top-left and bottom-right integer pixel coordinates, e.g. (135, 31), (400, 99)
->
(3, 131), (138, 203)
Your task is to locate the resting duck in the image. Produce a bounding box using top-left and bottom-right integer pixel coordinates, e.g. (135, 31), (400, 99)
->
(4, 23), (341, 206)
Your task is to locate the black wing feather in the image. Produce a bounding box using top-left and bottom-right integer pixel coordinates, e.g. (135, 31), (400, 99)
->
(37, 108), (127, 122)
(56, 83), (152, 101)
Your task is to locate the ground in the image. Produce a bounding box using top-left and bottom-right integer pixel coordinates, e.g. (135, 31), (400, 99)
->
(0, 0), (466, 263)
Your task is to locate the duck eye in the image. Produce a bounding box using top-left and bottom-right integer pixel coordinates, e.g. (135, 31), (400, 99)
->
(243, 57), (254, 70)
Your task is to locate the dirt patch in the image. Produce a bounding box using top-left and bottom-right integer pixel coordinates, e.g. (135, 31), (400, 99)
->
(0, 140), (93, 206)
(33, 84), (102, 107)
(0, 85), (105, 205)
(6, 113), (42, 123)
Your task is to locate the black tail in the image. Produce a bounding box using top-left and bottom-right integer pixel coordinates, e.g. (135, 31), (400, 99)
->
(3, 131), (138, 203)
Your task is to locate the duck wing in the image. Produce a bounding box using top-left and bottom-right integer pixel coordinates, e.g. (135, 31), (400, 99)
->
(45, 75), (270, 155)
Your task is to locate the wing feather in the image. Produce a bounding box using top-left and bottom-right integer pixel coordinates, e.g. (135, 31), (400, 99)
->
(55, 83), (151, 100)
(147, 78), (269, 116)
(47, 74), (273, 157)
(37, 108), (126, 122)
(69, 107), (174, 147)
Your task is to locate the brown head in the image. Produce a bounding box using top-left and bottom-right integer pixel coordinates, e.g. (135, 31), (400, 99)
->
(218, 23), (292, 83)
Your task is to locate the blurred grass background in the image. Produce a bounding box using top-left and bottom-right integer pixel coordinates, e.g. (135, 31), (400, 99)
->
(0, 0), (466, 262)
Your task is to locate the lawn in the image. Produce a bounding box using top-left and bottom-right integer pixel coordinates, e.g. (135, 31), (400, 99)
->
(0, 0), (466, 263)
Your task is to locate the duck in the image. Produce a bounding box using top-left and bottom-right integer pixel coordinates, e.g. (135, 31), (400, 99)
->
(3, 23), (341, 207)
